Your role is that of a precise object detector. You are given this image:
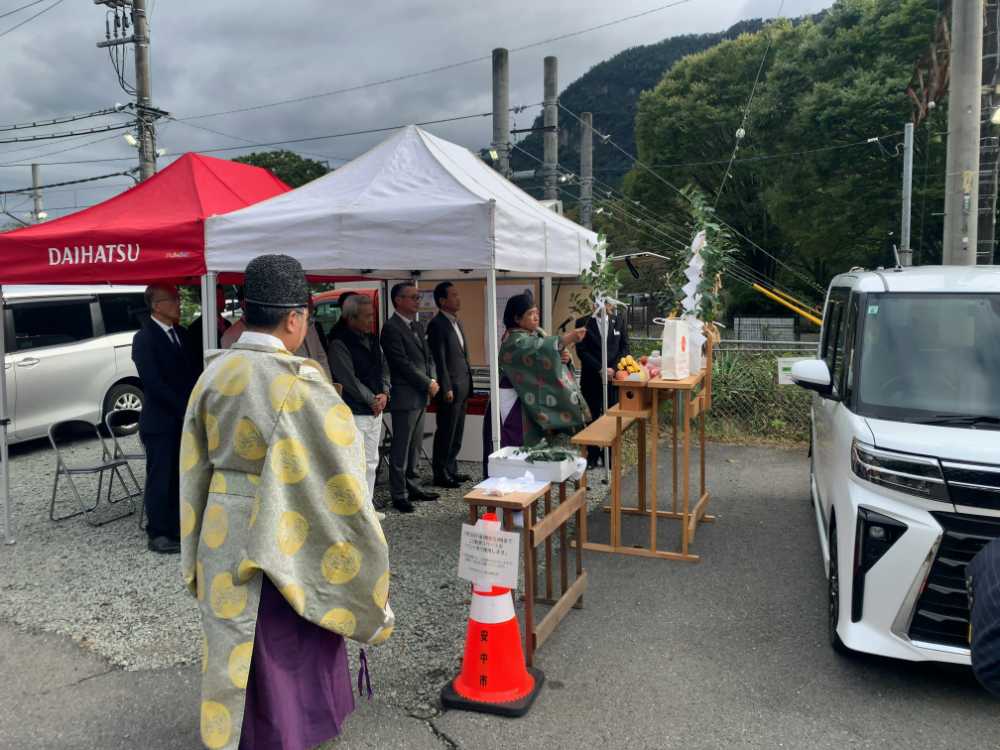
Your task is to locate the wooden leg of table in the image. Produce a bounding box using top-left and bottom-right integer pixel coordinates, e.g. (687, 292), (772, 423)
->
(559, 482), (569, 596)
(469, 505), (478, 525)
(637, 418), (647, 513)
(612, 416), (623, 548)
(523, 512), (535, 667)
(575, 495), (584, 608)
(578, 464), (589, 547)
(672, 392), (679, 515)
(700, 396), (706, 499)
(650, 390), (658, 554)
(542, 492), (552, 601)
(682, 391), (692, 556)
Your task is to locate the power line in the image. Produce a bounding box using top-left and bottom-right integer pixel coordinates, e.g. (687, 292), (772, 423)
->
(0, 131), (126, 166)
(714, 0), (785, 209)
(0, 0), (46, 20)
(557, 101), (826, 294)
(164, 117), (353, 165)
(0, 0), (64, 39)
(0, 120), (136, 145)
(0, 170), (136, 195)
(0, 106), (131, 133)
(176, 0), (696, 123)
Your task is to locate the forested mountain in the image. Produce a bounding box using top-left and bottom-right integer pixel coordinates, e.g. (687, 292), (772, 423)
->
(509, 19), (770, 190)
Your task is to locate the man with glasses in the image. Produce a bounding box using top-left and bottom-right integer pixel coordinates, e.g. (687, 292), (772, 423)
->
(380, 282), (440, 513)
(132, 284), (198, 554)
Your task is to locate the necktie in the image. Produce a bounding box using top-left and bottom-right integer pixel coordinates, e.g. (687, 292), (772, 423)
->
(169, 328), (182, 350)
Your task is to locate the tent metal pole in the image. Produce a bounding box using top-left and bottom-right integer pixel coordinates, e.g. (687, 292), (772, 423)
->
(201, 272), (217, 361)
(486, 267), (501, 455)
(0, 285), (13, 545)
(541, 275), (553, 333)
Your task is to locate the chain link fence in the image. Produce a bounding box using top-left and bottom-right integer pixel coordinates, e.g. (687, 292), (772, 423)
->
(632, 337), (818, 445)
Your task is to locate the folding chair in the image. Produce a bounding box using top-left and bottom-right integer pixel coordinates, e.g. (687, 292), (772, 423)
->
(48, 420), (138, 526)
(104, 409), (146, 527)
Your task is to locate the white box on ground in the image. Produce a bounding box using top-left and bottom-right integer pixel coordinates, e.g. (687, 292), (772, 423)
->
(487, 446), (576, 483)
(458, 519), (520, 590)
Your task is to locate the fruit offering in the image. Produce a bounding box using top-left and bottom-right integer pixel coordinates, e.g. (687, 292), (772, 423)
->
(617, 355), (642, 374)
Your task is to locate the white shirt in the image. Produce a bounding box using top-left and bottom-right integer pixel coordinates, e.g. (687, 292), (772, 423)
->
(393, 311), (415, 325)
(237, 331), (285, 350)
(152, 316), (182, 348)
(442, 310), (465, 350)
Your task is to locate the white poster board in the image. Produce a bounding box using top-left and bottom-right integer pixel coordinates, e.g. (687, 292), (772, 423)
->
(777, 357), (812, 385)
(457, 518), (520, 589)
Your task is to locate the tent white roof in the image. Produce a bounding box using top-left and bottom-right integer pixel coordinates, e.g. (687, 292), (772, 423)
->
(204, 125), (598, 278)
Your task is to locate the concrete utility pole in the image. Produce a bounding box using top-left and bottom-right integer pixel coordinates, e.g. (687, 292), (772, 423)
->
(900, 123), (914, 266)
(491, 48), (511, 178)
(95, 0), (157, 181)
(943, 0), (984, 265)
(30, 164), (44, 224)
(543, 56), (558, 201)
(580, 112), (594, 229)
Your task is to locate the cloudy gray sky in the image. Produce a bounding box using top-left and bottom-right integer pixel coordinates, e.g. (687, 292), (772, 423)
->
(0, 0), (833, 220)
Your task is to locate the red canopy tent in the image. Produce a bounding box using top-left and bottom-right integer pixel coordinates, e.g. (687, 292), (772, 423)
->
(0, 153), (290, 284)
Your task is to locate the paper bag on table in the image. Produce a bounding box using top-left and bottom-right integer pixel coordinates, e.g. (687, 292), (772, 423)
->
(658, 318), (690, 380)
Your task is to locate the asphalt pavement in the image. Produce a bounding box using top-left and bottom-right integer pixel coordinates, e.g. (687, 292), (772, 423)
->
(0, 440), (995, 750)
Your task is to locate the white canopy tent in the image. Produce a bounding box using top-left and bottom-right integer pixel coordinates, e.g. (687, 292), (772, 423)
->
(203, 125), (598, 451)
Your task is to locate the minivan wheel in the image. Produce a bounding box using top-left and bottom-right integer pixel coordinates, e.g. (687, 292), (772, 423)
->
(828, 525), (850, 655)
(104, 384), (143, 436)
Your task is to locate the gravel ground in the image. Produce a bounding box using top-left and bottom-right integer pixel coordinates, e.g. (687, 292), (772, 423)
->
(0, 433), (610, 716)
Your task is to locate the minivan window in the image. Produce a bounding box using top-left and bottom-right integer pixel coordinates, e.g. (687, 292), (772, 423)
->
(100, 293), (146, 334)
(821, 288), (850, 398)
(12, 300), (95, 351)
(856, 293), (1000, 423)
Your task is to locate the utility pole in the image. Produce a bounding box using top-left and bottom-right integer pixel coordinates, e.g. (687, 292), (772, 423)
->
(943, 0), (984, 265)
(900, 123), (914, 266)
(543, 56), (558, 201)
(95, 0), (158, 181)
(580, 112), (593, 229)
(491, 48), (511, 178)
(30, 164), (44, 224)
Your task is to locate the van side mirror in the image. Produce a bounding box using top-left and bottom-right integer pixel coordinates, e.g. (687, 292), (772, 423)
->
(791, 359), (832, 396)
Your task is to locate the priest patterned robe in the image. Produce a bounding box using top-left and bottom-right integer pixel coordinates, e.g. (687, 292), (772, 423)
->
(499, 328), (589, 447)
(180, 337), (394, 750)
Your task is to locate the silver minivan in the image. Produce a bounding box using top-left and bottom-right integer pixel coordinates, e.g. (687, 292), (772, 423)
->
(2, 285), (147, 443)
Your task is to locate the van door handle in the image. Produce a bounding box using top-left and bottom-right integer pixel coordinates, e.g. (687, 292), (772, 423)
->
(15, 357), (39, 368)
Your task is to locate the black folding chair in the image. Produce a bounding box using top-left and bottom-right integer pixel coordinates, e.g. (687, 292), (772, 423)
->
(48, 420), (138, 526)
(104, 409), (146, 527)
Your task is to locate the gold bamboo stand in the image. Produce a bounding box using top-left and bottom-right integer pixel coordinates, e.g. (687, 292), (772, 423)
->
(572, 334), (715, 562)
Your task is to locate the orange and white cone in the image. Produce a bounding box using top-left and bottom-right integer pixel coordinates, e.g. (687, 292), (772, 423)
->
(441, 517), (544, 717)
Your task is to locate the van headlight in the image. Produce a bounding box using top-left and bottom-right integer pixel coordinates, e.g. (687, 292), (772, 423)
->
(850, 439), (949, 502)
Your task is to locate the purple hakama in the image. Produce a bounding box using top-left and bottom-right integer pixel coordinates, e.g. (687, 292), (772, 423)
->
(239, 576), (356, 750)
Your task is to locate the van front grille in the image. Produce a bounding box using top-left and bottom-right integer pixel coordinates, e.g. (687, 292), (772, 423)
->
(941, 461), (1000, 511)
(907, 512), (1000, 648)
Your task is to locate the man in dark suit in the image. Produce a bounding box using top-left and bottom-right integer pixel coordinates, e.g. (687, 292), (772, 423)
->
(577, 302), (630, 467)
(132, 284), (198, 554)
(968, 537), (1000, 697)
(183, 286), (231, 373)
(380, 282), (440, 513)
(427, 282), (473, 488)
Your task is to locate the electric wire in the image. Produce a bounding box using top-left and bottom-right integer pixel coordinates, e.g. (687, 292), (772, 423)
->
(0, 120), (137, 146)
(0, 170), (136, 196)
(0, 0), (64, 39)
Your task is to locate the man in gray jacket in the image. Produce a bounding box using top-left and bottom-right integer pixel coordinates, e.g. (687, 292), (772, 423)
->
(380, 282), (440, 513)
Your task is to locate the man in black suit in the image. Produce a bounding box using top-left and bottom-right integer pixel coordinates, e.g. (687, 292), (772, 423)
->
(380, 282), (440, 513)
(577, 302), (630, 467)
(968, 537), (1000, 697)
(132, 284), (198, 554)
(427, 282), (473, 488)
(183, 285), (231, 373)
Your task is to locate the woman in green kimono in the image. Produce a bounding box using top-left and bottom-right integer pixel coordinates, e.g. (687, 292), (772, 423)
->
(483, 293), (589, 468)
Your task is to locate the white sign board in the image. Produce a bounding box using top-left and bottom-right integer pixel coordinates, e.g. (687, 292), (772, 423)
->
(777, 357), (811, 386)
(457, 519), (520, 590)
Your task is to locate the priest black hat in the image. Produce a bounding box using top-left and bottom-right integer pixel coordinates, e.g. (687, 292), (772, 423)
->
(243, 253), (310, 325)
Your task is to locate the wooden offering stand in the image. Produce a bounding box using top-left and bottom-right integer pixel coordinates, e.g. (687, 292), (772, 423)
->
(464, 477), (588, 667)
(572, 333), (716, 562)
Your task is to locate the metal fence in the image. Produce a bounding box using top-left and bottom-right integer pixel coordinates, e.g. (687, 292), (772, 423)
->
(632, 337), (817, 444)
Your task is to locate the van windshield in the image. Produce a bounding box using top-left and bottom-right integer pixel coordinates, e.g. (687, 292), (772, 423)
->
(856, 293), (1000, 425)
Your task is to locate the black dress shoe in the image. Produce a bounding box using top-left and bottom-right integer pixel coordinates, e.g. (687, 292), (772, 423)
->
(450, 472), (472, 483)
(432, 477), (461, 489)
(147, 536), (180, 554)
(410, 489), (440, 501)
(392, 498), (415, 513)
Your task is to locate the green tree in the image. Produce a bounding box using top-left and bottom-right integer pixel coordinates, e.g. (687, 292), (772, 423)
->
(628, 0), (946, 305)
(233, 150), (329, 188)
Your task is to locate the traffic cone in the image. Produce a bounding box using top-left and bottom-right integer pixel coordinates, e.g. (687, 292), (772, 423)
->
(441, 515), (544, 717)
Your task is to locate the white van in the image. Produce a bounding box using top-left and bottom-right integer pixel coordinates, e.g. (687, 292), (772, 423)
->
(2, 285), (147, 443)
(792, 266), (1000, 664)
